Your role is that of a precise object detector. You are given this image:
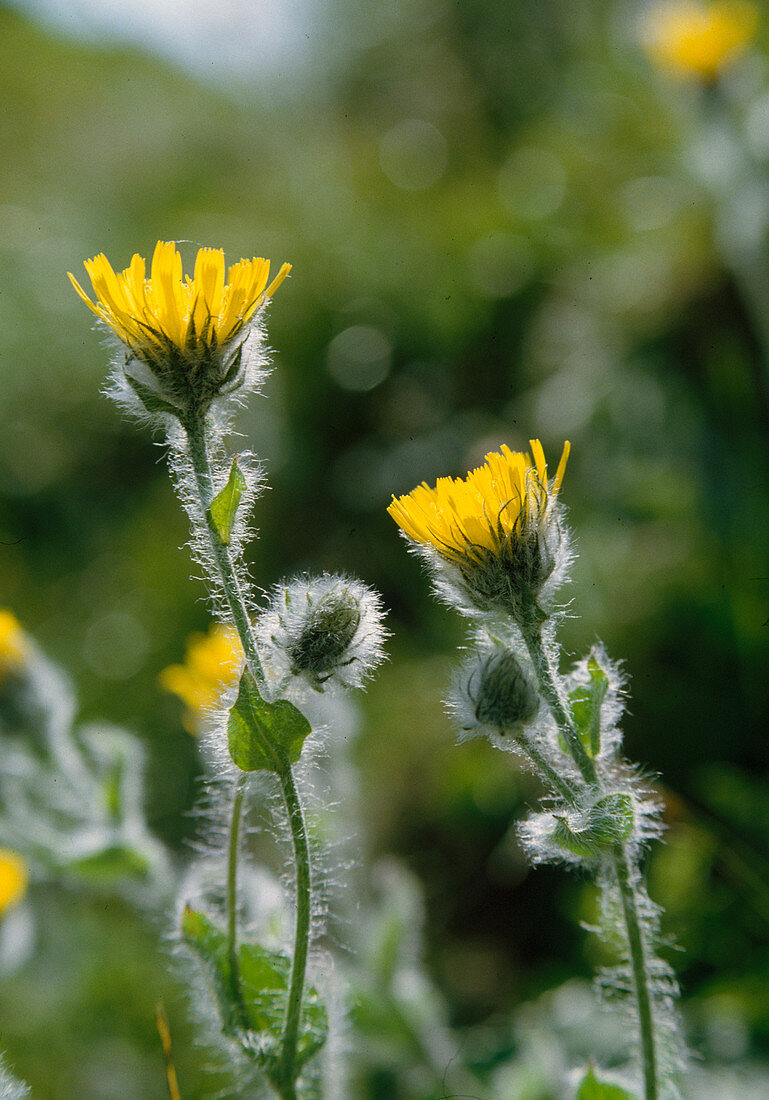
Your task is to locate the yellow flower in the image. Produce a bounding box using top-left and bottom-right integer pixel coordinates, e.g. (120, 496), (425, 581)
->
(644, 2), (758, 80)
(159, 623), (243, 733)
(70, 240), (291, 359)
(388, 440), (570, 558)
(388, 440), (570, 618)
(0, 610), (27, 681)
(69, 241), (291, 417)
(0, 849), (27, 917)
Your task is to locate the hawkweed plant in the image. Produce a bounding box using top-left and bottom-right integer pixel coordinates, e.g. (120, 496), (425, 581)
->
(71, 241), (386, 1099)
(389, 441), (686, 1099)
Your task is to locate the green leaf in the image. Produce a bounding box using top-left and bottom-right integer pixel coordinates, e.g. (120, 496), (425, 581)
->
(551, 793), (635, 859)
(124, 373), (181, 417)
(65, 844), (151, 883)
(181, 908), (328, 1070)
(206, 457), (247, 546)
(569, 655), (610, 758)
(181, 907), (241, 1033)
(577, 1064), (637, 1099)
(227, 669), (311, 773)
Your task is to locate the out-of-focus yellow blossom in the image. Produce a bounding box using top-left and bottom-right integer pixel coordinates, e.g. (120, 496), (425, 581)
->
(0, 610), (27, 681)
(0, 849), (27, 916)
(644, 1), (758, 80)
(160, 623), (243, 733)
(388, 440), (570, 563)
(69, 241), (291, 361)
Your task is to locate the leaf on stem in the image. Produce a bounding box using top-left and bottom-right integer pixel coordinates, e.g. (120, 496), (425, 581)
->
(568, 655), (609, 758)
(550, 793), (634, 859)
(577, 1064), (637, 1099)
(207, 457), (247, 546)
(181, 908), (328, 1070)
(227, 668), (311, 773)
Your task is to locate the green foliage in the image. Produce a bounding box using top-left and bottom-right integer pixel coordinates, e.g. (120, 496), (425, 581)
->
(63, 844), (152, 883)
(568, 657), (609, 759)
(576, 1065), (636, 1099)
(551, 794), (634, 859)
(227, 668), (312, 773)
(207, 457), (247, 546)
(181, 908), (328, 1073)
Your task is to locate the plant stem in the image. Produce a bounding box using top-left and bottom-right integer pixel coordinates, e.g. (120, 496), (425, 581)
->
(517, 738), (581, 805)
(182, 412), (313, 1098)
(521, 620), (659, 1100)
(519, 623), (598, 785)
(613, 845), (658, 1100)
(274, 767), (312, 1098)
(227, 774), (248, 1017)
(183, 412), (264, 680)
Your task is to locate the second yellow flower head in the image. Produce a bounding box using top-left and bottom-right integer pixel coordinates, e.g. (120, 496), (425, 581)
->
(388, 439), (570, 564)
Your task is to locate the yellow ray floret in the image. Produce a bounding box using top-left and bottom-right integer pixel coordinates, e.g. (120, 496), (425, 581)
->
(159, 623), (243, 734)
(0, 849), (27, 917)
(388, 440), (570, 559)
(0, 610), (27, 681)
(644, 1), (757, 79)
(69, 241), (291, 355)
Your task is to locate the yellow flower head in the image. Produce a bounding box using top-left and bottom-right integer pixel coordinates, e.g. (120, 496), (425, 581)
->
(644, 1), (758, 80)
(159, 623), (244, 734)
(0, 849), (27, 917)
(388, 440), (570, 617)
(69, 241), (291, 417)
(0, 610), (27, 682)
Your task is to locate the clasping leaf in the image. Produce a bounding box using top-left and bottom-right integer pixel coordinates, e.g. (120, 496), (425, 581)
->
(181, 908), (328, 1073)
(577, 1064), (637, 1099)
(207, 457), (247, 545)
(551, 793), (634, 859)
(568, 655), (609, 758)
(227, 668), (311, 773)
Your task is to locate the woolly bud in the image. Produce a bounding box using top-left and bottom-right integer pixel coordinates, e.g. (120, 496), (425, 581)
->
(450, 646), (540, 739)
(257, 575), (387, 693)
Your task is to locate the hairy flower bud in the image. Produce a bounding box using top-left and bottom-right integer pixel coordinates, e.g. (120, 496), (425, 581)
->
(450, 646), (540, 739)
(257, 575), (387, 693)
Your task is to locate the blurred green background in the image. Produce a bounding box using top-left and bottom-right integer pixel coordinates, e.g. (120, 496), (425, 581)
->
(1, 0), (769, 1095)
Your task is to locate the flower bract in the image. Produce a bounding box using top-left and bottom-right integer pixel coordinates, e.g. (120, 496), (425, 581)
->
(160, 623), (243, 733)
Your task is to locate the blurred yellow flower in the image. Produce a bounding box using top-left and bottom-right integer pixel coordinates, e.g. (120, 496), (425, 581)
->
(69, 240), (291, 360)
(0, 849), (27, 917)
(644, 1), (758, 80)
(388, 440), (570, 563)
(160, 623), (243, 733)
(0, 610), (27, 681)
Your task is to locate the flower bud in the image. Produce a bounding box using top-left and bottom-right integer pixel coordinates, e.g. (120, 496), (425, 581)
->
(450, 646), (540, 738)
(257, 575), (387, 693)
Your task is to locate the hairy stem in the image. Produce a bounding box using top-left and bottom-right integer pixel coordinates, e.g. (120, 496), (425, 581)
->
(521, 619), (659, 1100)
(519, 623), (598, 785)
(183, 413), (264, 680)
(274, 767), (312, 1098)
(227, 774), (248, 1019)
(182, 413), (314, 1097)
(613, 845), (659, 1100)
(516, 738), (581, 805)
